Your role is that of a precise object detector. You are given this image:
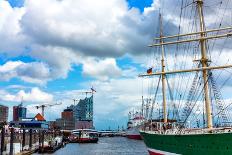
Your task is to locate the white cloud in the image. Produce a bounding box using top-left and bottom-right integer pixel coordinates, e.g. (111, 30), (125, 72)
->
(30, 45), (78, 79)
(0, 0), (160, 82)
(0, 0), (231, 84)
(82, 58), (122, 81)
(0, 87), (53, 103)
(0, 1), (27, 56)
(0, 61), (51, 84)
(43, 77), (150, 128)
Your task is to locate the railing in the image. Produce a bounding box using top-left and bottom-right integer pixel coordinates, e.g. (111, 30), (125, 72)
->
(141, 121), (232, 135)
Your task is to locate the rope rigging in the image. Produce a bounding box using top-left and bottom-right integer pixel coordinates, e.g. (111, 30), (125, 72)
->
(149, 75), (161, 120)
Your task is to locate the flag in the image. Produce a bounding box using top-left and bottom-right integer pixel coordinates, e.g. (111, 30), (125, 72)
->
(147, 67), (152, 74)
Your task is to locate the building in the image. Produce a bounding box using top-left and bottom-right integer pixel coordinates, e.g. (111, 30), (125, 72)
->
(55, 95), (94, 130)
(62, 108), (73, 120)
(75, 120), (93, 129)
(55, 118), (75, 130)
(0, 105), (8, 123)
(34, 113), (46, 121)
(10, 113), (48, 129)
(13, 104), (27, 121)
(68, 96), (93, 121)
(55, 108), (75, 130)
(68, 96), (94, 129)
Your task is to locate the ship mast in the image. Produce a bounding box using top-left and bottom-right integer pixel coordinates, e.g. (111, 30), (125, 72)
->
(159, 13), (167, 123)
(196, 0), (213, 129)
(139, 0), (232, 128)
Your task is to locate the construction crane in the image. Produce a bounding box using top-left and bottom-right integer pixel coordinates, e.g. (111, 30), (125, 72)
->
(72, 87), (96, 103)
(81, 87), (96, 97)
(34, 102), (62, 117)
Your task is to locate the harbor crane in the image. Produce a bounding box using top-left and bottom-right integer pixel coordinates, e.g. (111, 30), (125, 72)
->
(34, 102), (62, 117)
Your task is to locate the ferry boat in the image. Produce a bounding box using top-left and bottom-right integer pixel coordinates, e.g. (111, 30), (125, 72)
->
(70, 129), (98, 143)
(139, 0), (232, 154)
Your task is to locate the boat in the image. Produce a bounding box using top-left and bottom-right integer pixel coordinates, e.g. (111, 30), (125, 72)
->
(70, 129), (98, 143)
(126, 110), (144, 140)
(139, 0), (232, 154)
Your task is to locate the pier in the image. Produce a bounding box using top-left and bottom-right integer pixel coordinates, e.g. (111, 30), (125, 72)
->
(0, 128), (66, 155)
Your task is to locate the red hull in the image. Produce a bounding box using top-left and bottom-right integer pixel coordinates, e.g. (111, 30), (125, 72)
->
(148, 150), (163, 155)
(147, 148), (178, 155)
(77, 138), (98, 143)
(126, 134), (142, 140)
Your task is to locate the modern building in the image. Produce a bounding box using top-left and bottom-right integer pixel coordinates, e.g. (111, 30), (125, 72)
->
(0, 105), (8, 123)
(68, 96), (93, 121)
(67, 96), (94, 129)
(13, 104), (27, 121)
(55, 95), (94, 130)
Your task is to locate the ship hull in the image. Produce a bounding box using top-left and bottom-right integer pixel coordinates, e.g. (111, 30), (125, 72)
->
(126, 134), (142, 140)
(77, 138), (98, 143)
(126, 127), (142, 140)
(140, 131), (232, 155)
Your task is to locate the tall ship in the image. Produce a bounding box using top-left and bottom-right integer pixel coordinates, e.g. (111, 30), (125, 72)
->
(139, 0), (232, 154)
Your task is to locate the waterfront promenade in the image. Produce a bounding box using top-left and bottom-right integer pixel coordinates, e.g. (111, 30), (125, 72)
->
(33, 137), (149, 155)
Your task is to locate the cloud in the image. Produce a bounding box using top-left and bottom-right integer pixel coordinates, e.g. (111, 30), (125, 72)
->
(0, 0), (162, 82)
(0, 87), (53, 103)
(30, 45), (78, 79)
(44, 77), (149, 129)
(0, 61), (51, 84)
(0, 0), (184, 84)
(0, 1), (28, 57)
(82, 58), (122, 81)
(0, 0), (231, 83)
(20, 0), (147, 57)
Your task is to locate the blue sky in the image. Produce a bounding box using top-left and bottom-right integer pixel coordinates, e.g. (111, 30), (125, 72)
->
(8, 0), (24, 7)
(128, 0), (153, 11)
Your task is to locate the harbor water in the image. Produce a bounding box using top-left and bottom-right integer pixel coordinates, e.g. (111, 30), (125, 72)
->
(33, 137), (149, 155)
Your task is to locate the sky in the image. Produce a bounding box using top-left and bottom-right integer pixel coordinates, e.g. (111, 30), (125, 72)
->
(0, 0), (232, 130)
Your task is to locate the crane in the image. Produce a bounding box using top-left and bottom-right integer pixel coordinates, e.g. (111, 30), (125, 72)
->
(80, 87), (96, 97)
(72, 87), (96, 104)
(34, 102), (62, 117)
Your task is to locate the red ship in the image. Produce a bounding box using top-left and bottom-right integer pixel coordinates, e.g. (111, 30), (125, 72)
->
(126, 113), (144, 140)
